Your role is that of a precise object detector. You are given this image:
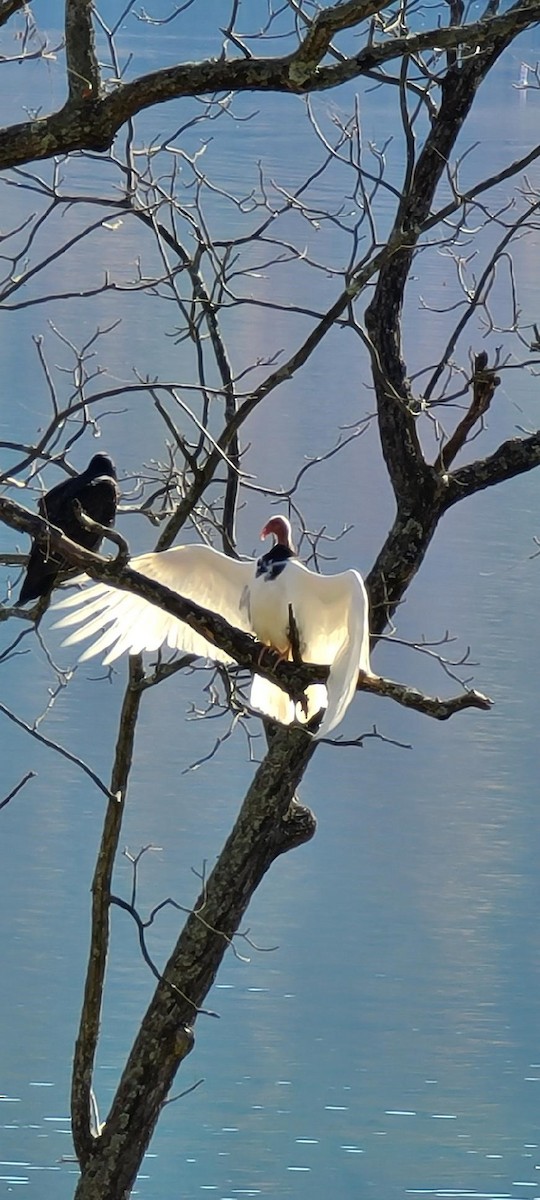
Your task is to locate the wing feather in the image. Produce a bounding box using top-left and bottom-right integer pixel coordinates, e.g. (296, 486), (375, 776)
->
(246, 562), (371, 737)
(249, 675), (296, 727)
(53, 544), (372, 737)
(53, 545), (255, 665)
(256, 562), (371, 738)
(310, 569), (372, 737)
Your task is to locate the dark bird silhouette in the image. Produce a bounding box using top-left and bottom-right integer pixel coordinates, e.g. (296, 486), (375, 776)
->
(17, 453), (119, 606)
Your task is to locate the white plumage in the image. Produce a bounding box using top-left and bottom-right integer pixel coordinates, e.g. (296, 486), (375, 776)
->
(52, 516), (373, 738)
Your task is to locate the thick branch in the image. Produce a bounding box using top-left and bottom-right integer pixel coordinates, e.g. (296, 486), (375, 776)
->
(357, 673), (491, 718)
(73, 727), (317, 1196)
(364, 23), (520, 505)
(288, 0), (385, 85)
(0, 4), (537, 168)
(366, 498), (445, 634)
(318, 2), (540, 82)
(65, 0), (100, 102)
(367, 415), (540, 634)
(443, 430), (540, 505)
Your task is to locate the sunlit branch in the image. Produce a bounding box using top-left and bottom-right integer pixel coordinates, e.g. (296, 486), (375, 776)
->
(357, 673), (492, 718)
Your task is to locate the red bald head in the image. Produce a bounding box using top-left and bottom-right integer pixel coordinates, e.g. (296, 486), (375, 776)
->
(260, 515), (295, 551)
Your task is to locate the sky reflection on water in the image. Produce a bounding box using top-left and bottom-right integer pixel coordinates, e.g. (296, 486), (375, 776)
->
(1, 14), (540, 1200)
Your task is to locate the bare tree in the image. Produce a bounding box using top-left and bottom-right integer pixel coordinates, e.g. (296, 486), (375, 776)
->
(1, 2), (540, 1197)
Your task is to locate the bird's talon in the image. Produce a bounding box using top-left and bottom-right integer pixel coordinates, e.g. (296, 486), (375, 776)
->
(257, 644), (287, 669)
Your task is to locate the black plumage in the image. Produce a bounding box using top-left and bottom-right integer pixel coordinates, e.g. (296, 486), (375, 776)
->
(17, 453), (119, 606)
(255, 541), (295, 582)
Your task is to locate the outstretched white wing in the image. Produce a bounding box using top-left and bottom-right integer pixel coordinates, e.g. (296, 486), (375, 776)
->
(53, 545), (372, 738)
(307, 568), (372, 737)
(291, 565), (371, 736)
(52, 545), (255, 665)
(248, 561), (372, 738)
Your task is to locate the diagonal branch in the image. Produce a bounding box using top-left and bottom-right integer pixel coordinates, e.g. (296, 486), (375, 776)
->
(74, 726), (317, 1188)
(288, 0), (387, 85)
(0, 769), (36, 810)
(0, 700), (115, 800)
(1, 495), (492, 722)
(71, 656), (145, 1164)
(356, 673), (491, 718)
(443, 429), (540, 505)
(0, 495), (317, 705)
(364, 17), (528, 506)
(318, 1), (540, 83)
(433, 352), (501, 473)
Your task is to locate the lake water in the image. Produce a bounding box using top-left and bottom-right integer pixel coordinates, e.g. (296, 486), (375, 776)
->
(1, 6), (540, 1199)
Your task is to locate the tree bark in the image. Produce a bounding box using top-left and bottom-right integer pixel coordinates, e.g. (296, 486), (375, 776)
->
(73, 726), (316, 1198)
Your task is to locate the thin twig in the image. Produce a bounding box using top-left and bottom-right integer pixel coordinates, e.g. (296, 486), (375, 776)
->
(110, 894), (220, 1017)
(162, 1078), (204, 1107)
(0, 701), (116, 799)
(0, 770), (36, 810)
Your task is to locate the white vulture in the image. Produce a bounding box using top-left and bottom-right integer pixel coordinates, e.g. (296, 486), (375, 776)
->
(52, 516), (373, 738)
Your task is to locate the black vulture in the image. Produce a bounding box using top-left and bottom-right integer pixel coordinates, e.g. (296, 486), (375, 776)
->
(17, 453), (119, 606)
